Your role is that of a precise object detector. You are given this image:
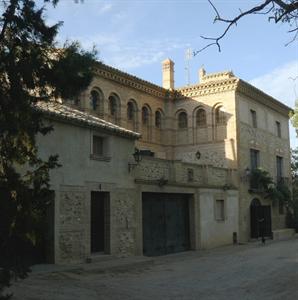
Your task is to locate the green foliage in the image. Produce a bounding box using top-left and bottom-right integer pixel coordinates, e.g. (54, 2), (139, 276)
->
(249, 168), (291, 205)
(288, 147), (298, 231)
(290, 99), (298, 130)
(291, 148), (298, 178)
(0, 0), (96, 298)
(250, 168), (274, 192)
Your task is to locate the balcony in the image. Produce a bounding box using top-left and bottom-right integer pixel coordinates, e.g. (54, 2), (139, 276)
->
(276, 177), (290, 186)
(133, 156), (237, 189)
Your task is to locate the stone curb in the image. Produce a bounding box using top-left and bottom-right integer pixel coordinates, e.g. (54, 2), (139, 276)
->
(30, 256), (154, 276)
(30, 235), (298, 276)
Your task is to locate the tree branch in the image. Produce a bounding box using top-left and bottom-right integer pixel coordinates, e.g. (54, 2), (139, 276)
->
(194, 0), (298, 55)
(0, 0), (18, 42)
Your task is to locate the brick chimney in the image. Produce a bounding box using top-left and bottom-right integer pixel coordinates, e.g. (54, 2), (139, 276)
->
(162, 58), (174, 90)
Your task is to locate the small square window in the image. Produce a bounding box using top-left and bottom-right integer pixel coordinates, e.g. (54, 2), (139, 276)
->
(250, 110), (257, 128)
(276, 121), (281, 138)
(92, 136), (103, 156)
(215, 199), (225, 221)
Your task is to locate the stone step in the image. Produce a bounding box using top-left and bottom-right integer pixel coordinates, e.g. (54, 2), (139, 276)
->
(272, 228), (295, 241)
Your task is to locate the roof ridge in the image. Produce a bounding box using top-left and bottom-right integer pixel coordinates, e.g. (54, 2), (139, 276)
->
(35, 101), (140, 139)
(95, 61), (167, 93)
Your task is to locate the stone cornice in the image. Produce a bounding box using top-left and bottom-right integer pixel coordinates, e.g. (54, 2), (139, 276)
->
(236, 80), (292, 116)
(176, 78), (239, 98)
(201, 70), (234, 83)
(94, 62), (169, 99)
(92, 62), (293, 117)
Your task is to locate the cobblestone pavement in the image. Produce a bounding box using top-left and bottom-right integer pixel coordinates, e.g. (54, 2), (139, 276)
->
(9, 238), (298, 300)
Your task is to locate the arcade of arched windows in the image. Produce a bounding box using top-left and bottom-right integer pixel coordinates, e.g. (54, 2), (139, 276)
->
(126, 100), (138, 131)
(155, 110), (163, 129)
(154, 109), (164, 144)
(177, 111), (188, 129)
(89, 88), (104, 116)
(196, 108), (207, 127)
(107, 93), (121, 125)
(212, 104), (227, 141)
(85, 86), (163, 133)
(193, 107), (208, 143)
(175, 104), (227, 143)
(84, 87), (228, 143)
(141, 104), (152, 141)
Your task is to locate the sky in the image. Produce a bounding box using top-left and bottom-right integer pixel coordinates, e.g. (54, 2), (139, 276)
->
(42, 0), (298, 147)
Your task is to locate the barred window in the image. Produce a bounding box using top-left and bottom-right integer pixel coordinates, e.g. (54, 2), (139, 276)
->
(250, 149), (260, 170)
(155, 111), (162, 128)
(276, 156), (283, 181)
(142, 106), (150, 125)
(250, 109), (257, 128)
(178, 112), (188, 129)
(90, 90), (99, 111)
(109, 96), (117, 116)
(215, 106), (226, 125)
(127, 102), (134, 120)
(196, 108), (206, 127)
(276, 121), (281, 137)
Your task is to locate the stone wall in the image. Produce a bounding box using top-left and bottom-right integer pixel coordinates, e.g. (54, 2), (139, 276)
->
(110, 189), (139, 257)
(199, 189), (239, 248)
(57, 187), (89, 263)
(236, 92), (291, 241)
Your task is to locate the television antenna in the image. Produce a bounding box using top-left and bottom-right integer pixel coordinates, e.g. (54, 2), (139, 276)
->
(185, 48), (193, 86)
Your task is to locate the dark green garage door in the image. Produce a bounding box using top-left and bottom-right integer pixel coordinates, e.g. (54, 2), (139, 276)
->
(142, 193), (190, 256)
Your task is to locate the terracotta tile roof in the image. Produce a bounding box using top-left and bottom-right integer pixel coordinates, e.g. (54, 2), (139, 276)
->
(35, 101), (140, 139)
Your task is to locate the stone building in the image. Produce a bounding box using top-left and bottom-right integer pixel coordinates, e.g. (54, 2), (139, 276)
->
(37, 58), (292, 263)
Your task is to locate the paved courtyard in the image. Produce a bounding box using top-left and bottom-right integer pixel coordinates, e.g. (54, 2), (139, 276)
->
(9, 237), (298, 300)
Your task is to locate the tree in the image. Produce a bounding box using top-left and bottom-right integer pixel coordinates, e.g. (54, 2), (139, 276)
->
(288, 148), (298, 230)
(194, 0), (298, 54)
(291, 99), (298, 130)
(0, 0), (96, 298)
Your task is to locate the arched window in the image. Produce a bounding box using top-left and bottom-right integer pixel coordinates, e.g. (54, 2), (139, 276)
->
(215, 106), (226, 125)
(178, 112), (188, 129)
(251, 198), (261, 206)
(196, 108), (206, 127)
(155, 111), (162, 128)
(90, 90), (99, 111)
(108, 95), (118, 116)
(127, 102), (134, 120)
(142, 106), (150, 125)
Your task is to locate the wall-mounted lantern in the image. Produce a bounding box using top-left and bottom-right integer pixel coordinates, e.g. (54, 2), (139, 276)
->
(133, 148), (142, 163)
(128, 148), (142, 172)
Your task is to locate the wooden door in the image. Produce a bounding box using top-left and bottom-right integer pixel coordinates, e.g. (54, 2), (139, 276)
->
(91, 192), (105, 253)
(142, 193), (190, 256)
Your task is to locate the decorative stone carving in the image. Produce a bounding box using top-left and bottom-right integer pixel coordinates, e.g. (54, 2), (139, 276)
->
(136, 160), (170, 180)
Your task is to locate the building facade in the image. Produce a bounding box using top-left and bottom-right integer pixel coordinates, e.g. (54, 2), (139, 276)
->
(37, 59), (292, 263)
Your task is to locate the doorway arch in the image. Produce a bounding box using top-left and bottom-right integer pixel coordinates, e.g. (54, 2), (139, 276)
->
(250, 198), (272, 239)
